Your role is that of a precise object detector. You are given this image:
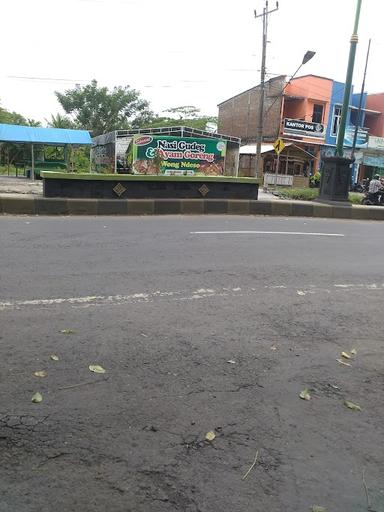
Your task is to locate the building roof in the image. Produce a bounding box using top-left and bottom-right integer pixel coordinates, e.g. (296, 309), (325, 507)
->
(240, 143), (314, 158)
(217, 75), (287, 106)
(0, 124), (92, 145)
(290, 74), (334, 82)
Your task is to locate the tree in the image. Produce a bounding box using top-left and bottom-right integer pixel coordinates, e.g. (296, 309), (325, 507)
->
(46, 113), (75, 129)
(55, 80), (154, 136)
(0, 100), (41, 126)
(163, 105), (201, 119)
(146, 113), (218, 131)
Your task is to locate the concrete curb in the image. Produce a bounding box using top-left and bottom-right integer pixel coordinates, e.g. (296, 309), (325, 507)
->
(1, 195), (384, 220)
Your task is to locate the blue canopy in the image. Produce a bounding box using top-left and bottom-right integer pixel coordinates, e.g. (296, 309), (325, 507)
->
(0, 123), (92, 145)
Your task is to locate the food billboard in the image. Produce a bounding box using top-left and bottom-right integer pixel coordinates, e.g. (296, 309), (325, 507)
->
(131, 135), (227, 176)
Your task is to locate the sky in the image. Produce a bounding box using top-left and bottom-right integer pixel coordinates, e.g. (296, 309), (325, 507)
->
(1, 0), (383, 124)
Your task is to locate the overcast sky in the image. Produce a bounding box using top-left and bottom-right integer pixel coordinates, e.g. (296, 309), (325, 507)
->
(1, 0), (383, 124)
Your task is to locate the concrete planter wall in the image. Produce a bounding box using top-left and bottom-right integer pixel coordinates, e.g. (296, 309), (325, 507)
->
(42, 172), (259, 200)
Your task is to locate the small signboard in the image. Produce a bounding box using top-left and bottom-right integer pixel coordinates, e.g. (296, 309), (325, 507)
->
(283, 118), (325, 139)
(273, 138), (285, 155)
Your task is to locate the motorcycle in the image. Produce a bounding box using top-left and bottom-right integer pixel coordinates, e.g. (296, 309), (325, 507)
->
(361, 189), (384, 206)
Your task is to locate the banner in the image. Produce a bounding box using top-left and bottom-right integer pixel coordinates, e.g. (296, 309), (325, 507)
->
(132, 135), (227, 176)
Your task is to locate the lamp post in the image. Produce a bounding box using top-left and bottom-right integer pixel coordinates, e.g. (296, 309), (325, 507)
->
(319, 0), (363, 202)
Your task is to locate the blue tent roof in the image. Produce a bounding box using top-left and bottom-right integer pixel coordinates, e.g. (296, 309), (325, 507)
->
(0, 123), (92, 145)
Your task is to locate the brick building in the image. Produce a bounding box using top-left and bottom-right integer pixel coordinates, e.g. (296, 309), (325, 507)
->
(217, 76), (286, 143)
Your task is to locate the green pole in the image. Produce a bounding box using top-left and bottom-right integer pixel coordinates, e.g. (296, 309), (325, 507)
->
(336, 0), (362, 157)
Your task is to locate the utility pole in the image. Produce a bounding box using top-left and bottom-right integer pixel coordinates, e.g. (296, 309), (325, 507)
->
(351, 38), (371, 160)
(254, 1), (279, 178)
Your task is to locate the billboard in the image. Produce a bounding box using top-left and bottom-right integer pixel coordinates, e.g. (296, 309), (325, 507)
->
(131, 135), (227, 176)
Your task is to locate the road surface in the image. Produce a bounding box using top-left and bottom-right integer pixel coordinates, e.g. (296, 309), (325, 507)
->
(0, 215), (383, 512)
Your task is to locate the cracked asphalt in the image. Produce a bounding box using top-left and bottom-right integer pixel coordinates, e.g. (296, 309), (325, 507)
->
(0, 215), (384, 512)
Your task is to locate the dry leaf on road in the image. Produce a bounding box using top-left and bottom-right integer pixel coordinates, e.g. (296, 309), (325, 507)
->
(337, 358), (352, 367)
(205, 431), (216, 442)
(344, 400), (361, 411)
(31, 392), (43, 403)
(227, 360), (236, 364)
(311, 507), (327, 512)
(33, 371), (47, 378)
(50, 354), (59, 361)
(299, 389), (311, 401)
(89, 365), (106, 374)
(351, 348), (357, 355)
(341, 351), (351, 359)
(60, 329), (75, 335)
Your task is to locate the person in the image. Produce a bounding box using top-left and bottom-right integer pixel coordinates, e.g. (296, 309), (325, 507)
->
(368, 174), (383, 204)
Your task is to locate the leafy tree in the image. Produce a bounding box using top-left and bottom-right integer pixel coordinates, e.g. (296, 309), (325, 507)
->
(146, 114), (218, 132)
(0, 100), (41, 126)
(163, 105), (201, 119)
(46, 113), (75, 129)
(55, 80), (154, 136)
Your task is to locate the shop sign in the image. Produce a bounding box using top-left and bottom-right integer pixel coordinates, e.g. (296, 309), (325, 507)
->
(368, 135), (384, 150)
(131, 135), (227, 176)
(344, 126), (368, 148)
(363, 154), (384, 167)
(283, 118), (325, 138)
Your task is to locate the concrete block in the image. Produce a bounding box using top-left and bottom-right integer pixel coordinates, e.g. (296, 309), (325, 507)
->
(97, 200), (128, 215)
(35, 198), (69, 215)
(351, 205), (374, 220)
(332, 205), (352, 219)
(127, 200), (155, 216)
(67, 199), (98, 215)
(180, 200), (204, 214)
(249, 200), (272, 215)
(1, 196), (36, 215)
(313, 203), (333, 218)
(270, 201), (292, 216)
(227, 200), (250, 215)
(291, 202), (314, 218)
(154, 200), (182, 215)
(204, 200), (229, 214)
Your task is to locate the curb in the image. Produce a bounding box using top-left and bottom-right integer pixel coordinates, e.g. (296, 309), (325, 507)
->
(1, 196), (384, 220)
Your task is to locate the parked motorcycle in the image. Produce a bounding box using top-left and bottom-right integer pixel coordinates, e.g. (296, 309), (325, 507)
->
(361, 189), (384, 206)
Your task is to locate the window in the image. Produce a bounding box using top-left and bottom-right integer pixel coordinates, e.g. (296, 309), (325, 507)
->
(312, 104), (324, 124)
(331, 105), (342, 136)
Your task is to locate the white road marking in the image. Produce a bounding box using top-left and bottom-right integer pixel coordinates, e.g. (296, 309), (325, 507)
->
(1, 283), (382, 311)
(190, 231), (345, 237)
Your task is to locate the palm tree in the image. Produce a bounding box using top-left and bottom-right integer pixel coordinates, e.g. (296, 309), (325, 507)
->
(46, 113), (75, 129)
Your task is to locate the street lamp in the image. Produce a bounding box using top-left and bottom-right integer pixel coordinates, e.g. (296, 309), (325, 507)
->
(318, 0), (363, 202)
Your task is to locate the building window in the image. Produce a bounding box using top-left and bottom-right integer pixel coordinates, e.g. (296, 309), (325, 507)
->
(312, 104), (324, 124)
(331, 105), (342, 136)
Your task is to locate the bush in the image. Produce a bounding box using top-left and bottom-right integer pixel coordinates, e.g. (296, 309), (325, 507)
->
(277, 188), (319, 201)
(277, 187), (364, 203)
(349, 192), (363, 204)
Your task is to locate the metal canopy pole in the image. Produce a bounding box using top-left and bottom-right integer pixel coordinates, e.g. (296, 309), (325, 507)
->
(31, 144), (35, 181)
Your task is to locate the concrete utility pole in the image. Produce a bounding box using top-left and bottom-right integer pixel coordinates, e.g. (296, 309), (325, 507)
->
(254, 1), (279, 178)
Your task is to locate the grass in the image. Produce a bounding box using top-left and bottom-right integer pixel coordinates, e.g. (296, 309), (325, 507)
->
(277, 187), (363, 204)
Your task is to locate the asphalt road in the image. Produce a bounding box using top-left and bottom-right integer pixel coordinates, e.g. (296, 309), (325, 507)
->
(1, 215), (383, 512)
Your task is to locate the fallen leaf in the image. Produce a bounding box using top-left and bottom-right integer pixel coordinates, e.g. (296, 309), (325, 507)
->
(60, 329), (75, 334)
(297, 290), (306, 296)
(140, 333), (148, 338)
(270, 346), (277, 351)
(311, 507), (327, 512)
(227, 360), (236, 364)
(337, 358), (352, 367)
(299, 388), (311, 401)
(205, 431), (216, 442)
(34, 371), (47, 378)
(50, 354), (59, 361)
(89, 365), (106, 374)
(341, 351), (351, 359)
(351, 348), (357, 355)
(31, 392), (43, 403)
(344, 400), (361, 411)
